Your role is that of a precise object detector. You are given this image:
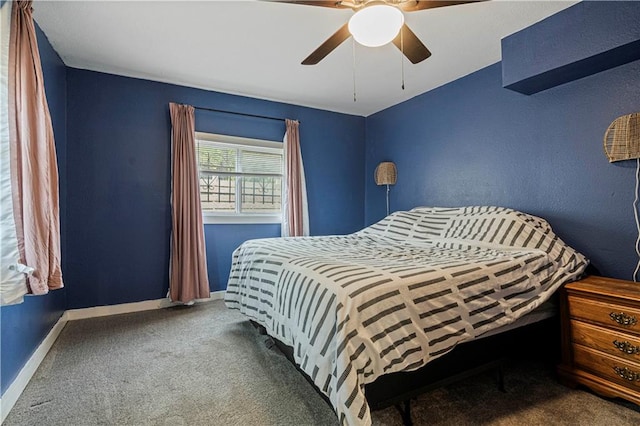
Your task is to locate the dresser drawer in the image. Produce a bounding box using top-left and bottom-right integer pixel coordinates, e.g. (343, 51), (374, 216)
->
(559, 276), (640, 405)
(571, 320), (640, 361)
(568, 295), (640, 335)
(573, 344), (640, 390)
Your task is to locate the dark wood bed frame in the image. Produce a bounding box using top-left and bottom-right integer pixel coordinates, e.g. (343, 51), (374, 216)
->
(251, 312), (560, 425)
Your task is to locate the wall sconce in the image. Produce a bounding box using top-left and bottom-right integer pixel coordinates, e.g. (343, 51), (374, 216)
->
(374, 161), (397, 216)
(604, 112), (640, 162)
(604, 112), (640, 281)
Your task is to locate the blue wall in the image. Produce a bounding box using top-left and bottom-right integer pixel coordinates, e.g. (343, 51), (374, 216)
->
(66, 69), (365, 309)
(365, 57), (640, 279)
(1, 24), (67, 395)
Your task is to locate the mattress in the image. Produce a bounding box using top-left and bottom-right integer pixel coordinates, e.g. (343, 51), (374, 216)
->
(225, 206), (587, 425)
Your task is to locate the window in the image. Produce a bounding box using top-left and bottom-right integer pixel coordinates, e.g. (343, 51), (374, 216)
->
(195, 132), (283, 224)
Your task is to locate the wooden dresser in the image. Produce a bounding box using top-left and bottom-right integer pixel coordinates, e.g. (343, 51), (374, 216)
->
(558, 276), (640, 405)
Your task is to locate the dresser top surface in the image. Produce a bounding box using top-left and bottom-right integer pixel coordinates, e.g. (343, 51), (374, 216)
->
(565, 276), (640, 303)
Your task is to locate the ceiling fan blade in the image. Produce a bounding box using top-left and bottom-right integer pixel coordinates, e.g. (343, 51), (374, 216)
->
(267, 1), (350, 9)
(392, 24), (432, 64)
(301, 23), (351, 65)
(401, 0), (487, 12)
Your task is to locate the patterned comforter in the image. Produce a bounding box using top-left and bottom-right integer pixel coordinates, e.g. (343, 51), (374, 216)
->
(224, 206), (587, 425)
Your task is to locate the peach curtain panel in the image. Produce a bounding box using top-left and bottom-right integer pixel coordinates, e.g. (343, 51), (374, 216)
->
(169, 103), (210, 303)
(282, 119), (309, 237)
(6, 0), (63, 298)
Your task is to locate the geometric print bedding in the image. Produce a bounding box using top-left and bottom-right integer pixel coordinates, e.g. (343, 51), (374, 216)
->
(225, 206), (588, 425)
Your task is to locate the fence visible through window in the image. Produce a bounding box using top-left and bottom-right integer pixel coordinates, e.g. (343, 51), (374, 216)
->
(199, 175), (282, 213)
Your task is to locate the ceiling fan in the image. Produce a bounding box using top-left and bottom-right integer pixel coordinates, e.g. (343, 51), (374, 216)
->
(272, 0), (486, 65)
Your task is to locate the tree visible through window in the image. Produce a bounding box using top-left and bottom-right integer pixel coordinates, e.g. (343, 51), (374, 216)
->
(195, 132), (283, 223)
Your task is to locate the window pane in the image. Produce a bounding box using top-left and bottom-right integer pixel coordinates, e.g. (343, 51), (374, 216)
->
(240, 150), (282, 175)
(240, 176), (282, 214)
(195, 134), (284, 219)
(196, 141), (236, 172)
(200, 175), (236, 212)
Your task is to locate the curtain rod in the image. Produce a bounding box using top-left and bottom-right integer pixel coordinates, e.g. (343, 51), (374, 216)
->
(193, 106), (297, 124)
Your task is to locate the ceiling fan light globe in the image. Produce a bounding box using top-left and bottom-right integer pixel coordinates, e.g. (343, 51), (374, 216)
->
(348, 5), (404, 48)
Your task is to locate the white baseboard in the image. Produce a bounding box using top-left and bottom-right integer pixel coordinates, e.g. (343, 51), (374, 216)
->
(0, 314), (67, 424)
(64, 291), (225, 321)
(0, 290), (225, 423)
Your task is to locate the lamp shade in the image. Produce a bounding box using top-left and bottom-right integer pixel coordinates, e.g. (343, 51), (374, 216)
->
(348, 4), (404, 48)
(374, 162), (397, 185)
(604, 112), (640, 162)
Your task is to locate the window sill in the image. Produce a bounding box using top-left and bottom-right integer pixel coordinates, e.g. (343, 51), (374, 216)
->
(203, 214), (282, 225)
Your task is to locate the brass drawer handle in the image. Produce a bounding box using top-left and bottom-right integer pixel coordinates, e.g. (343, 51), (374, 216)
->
(613, 366), (640, 382)
(609, 312), (638, 327)
(613, 340), (640, 355)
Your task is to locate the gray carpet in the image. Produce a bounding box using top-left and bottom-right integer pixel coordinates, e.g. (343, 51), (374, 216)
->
(5, 300), (640, 425)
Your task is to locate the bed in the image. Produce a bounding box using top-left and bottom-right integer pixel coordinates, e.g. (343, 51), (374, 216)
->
(224, 206), (588, 425)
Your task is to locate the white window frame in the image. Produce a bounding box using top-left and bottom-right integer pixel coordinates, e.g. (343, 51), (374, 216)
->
(195, 132), (283, 225)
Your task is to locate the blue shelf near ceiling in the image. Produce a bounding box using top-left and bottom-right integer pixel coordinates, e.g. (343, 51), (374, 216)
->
(501, 1), (640, 95)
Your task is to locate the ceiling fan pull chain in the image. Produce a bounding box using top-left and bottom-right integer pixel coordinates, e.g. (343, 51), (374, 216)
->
(401, 27), (405, 90)
(352, 37), (357, 102)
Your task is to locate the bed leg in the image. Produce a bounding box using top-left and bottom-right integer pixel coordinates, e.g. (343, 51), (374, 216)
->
(264, 337), (276, 350)
(249, 320), (268, 335)
(394, 400), (413, 426)
(495, 364), (505, 393)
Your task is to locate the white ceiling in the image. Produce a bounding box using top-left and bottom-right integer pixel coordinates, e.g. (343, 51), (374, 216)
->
(33, 0), (578, 117)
